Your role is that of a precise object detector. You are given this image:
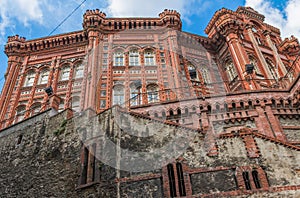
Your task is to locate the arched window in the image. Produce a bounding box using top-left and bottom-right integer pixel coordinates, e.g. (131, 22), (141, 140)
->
(15, 105), (26, 123)
(144, 50), (155, 66)
(113, 85), (125, 105)
(24, 71), (36, 87)
(60, 66), (70, 81)
(38, 69), (49, 85)
(130, 82), (142, 106)
(225, 62), (238, 81)
(74, 63), (84, 78)
(71, 96), (80, 112)
(113, 51), (124, 66)
(249, 57), (262, 76)
(266, 59), (278, 80)
(129, 50), (140, 66)
(200, 67), (211, 84)
(30, 103), (41, 116)
(252, 170), (261, 189)
(147, 84), (159, 103)
(188, 65), (197, 80)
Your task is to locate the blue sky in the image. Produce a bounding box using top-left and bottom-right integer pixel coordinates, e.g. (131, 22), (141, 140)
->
(0, 0), (299, 91)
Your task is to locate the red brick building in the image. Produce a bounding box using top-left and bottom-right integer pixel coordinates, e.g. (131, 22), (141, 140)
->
(0, 6), (299, 197)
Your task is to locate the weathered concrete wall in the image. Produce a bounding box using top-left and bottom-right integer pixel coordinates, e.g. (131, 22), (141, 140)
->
(0, 110), (81, 198)
(256, 138), (300, 186)
(279, 116), (300, 142)
(0, 107), (299, 197)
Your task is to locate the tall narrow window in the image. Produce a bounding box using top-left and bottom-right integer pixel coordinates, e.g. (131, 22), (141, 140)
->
(130, 82), (142, 106)
(147, 84), (159, 103)
(249, 58), (263, 76)
(129, 50), (140, 66)
(60, 66), (70, 81)
(144, 50), (155, 66)
(24, 71), (35, 87)
(113, 85), (125, 105)
(242, 171), (251, 190)
(266, 60), (278, 80)
(252, 170), (261, 189)
(176, 163), (186, 196)
(74, 63), (84, 78)
(81, 147), (89, 185)
(188, 65), (197, 80)
(114, 51), (124, 66)
(39, 70), (49, 84)
(200, 67), (211, 84)
(167, 164), (177, 197)
(225, 62), (238, 81)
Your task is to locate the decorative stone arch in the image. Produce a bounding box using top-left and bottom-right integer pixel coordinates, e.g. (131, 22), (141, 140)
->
(112, 48), (125, 66)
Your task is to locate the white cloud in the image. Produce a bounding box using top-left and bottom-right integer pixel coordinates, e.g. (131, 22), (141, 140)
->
(106, 0), (185, 17)
(105, 0), (206, 24)
(0, 0), (43, 44)
(245, 0), (300, 39)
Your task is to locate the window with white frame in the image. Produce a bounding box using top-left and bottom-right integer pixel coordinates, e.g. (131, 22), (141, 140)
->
(200, 67), (211, 84)
(130, 82), (142, 106)
(225, 62), (238, 81)
(39, 70), (49, 85)
(113, 85), (125, 105)
(129, 50), (140, 66)
(144, 50), (155, 66)
(24, 72), (36, 87)
(74, 64), (84, 78)
(114, 51), (124, 66)
(60, 66), (70, 81)
(147, 84), (159, 103)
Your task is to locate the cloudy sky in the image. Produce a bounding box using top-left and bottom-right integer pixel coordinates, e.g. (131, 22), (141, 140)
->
(0, 0), (299, 90)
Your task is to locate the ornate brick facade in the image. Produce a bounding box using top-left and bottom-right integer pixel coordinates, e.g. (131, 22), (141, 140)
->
(0, 6), (299, 197)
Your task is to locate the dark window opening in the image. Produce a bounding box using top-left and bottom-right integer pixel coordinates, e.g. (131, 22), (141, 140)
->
(189, 69), (197, 79)
(169, 110), (174, 116)
(91, 144), (96, 182)
(114, 22), (117, 29)
(167, 164), (177, 197)
(243, 171), (251, 190)
(252, 170), (261, 189)
(81, 147), (89, 185)
(129, 22), (132, 29)
(177, 109), (181, 115)
(119, 22), (122, 29)
(176, 163), (186, 196)
(17, 134), (23, 145)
